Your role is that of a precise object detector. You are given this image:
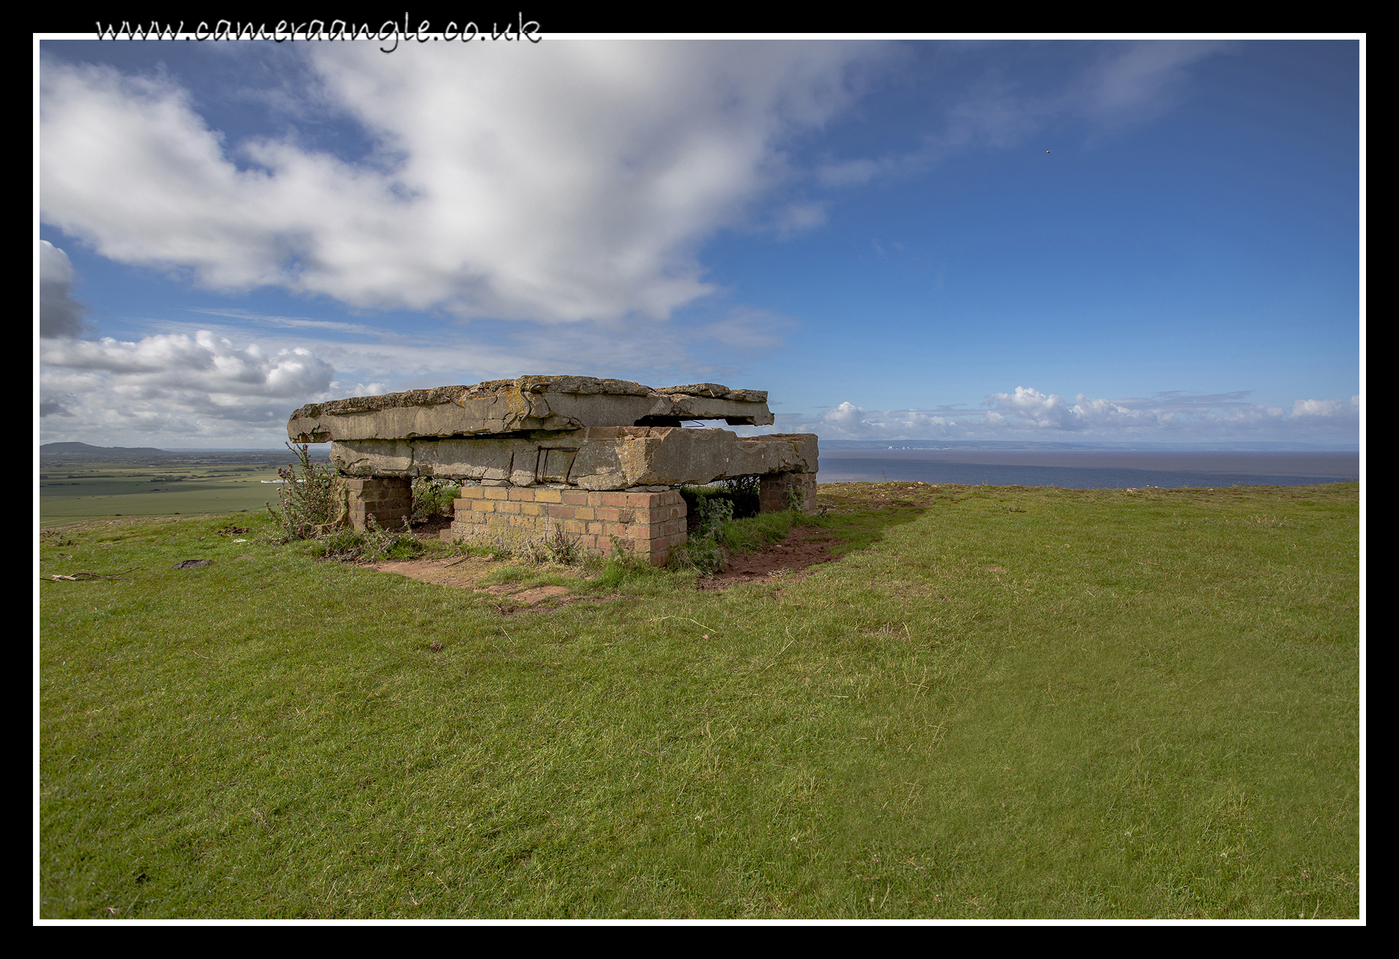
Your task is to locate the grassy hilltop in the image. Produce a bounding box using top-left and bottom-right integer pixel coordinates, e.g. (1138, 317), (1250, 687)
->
(37, 481), (1360, 919)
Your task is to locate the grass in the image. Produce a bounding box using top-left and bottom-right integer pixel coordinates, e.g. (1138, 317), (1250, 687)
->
(40, 463), (290, 526)
(36, 482), (1360, 919)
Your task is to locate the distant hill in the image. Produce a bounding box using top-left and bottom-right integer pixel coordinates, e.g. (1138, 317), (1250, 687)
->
(38, 442), (320, 466)
(40, 442), (179, 462)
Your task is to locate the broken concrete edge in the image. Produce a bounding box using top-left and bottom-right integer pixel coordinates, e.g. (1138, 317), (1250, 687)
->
(287, 375), (774, 443)
(327, 428), (818, 490)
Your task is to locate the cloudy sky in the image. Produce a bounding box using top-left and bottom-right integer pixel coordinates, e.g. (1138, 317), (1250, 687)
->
(37, 34), (1362, 449)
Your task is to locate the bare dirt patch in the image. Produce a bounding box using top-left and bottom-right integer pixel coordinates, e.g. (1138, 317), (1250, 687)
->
(366, 554), (595, 612)
(697, 525), (839, 592)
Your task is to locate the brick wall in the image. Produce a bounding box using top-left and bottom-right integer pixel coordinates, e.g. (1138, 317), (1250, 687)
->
(344, 476), (413, 531)
(448, 486), (687, 566)
(759, 471), (818, 514)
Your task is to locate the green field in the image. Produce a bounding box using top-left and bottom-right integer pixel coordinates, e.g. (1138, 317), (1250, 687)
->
(39, 463), (288, 526)
(37, 482), (1361, 920)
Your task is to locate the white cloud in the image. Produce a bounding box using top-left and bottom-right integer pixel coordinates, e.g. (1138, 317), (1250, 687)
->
(1081, 40), (1234, 125)
(823, 401), (875, 435)
(984, 385), (1084, 430)
(39, 240), (90, 338)
(40, 331), (333, 396)
(784, 386), (1360, 445)
(1290, 397), (1352, 418)
(40, 42), (880, 324)
(39, 331), (338, 444)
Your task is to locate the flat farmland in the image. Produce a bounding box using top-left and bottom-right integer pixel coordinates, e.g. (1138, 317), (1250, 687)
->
(38, 462), (286, 526)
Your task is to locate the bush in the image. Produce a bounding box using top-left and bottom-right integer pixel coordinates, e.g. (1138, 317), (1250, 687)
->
(412, 477), (461, 523)
(524, 525), (585, 566)
(268, 443), (344, 541)
(680, 477), (760, 534)
(722, 475), (762, 518)
(668, 492), (734, 575)
(314, 514), (423, 562)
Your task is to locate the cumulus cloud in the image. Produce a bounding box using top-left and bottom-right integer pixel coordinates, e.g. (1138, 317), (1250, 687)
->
(1290, 397), (1357, 419)
(39, 240), (90, 337)
(823, 401), (876, 434)
(40, 331), (333, 396)
(40, 43), (880, 324)
(39, 330), (337, 443)
(984, 386), (1085, 430)
(797, 386), (1360, 445)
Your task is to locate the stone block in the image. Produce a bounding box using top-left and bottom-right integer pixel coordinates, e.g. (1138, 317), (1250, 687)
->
(288, 375), (774, 443)
(330, 427), (817, 490)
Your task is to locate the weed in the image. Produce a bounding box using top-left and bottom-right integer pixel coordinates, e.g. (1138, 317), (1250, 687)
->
(788, 484), (806, 512)
(668, 495), (734, 575)
(696, 495), (734, 537)
(268, 443), (345, 541)
(412, 477), (461, 523)
(525, 525), (585, 566)
(315, 515), (422, 563)
(668, 533), (727, 576)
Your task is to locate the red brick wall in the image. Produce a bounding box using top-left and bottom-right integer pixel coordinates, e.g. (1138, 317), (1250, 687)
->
(759, 471), (818, 514)
(343, 476), (412, 532)
(448, 486), (687, 566)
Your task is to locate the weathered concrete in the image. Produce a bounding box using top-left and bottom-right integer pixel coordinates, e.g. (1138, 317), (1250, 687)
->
(288, 375), (774, 443)
(286, 375), (819, 561)
(328, 427), (817, 490)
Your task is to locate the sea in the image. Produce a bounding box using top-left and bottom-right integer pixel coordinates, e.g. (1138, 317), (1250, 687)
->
(815, 447), (1360, 490)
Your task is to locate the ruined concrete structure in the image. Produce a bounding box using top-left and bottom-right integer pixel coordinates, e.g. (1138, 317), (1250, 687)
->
(287, 376), (819, 564)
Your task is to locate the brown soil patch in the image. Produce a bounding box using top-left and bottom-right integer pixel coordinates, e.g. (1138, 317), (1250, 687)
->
(366, 555), (591, 611)
(697, 525), (839, 592)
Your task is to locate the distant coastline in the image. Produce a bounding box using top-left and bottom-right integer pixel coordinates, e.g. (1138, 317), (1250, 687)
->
(817, 439), (1359, 452)
(39, 441), (1361, 491)
(818, 448), (1359, 489)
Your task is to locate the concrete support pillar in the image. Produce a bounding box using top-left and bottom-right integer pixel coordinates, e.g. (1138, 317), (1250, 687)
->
(759, 471), (818, 514)
(343, 475), (413, 531)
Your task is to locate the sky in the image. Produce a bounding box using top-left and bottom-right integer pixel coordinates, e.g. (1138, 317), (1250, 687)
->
(36, 33), (1363, 450)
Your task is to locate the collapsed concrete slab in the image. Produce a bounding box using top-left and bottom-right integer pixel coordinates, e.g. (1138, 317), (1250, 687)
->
(329, 427), (817, 490)
(288, 375), (774, 443)
(286, 376), (816, 565)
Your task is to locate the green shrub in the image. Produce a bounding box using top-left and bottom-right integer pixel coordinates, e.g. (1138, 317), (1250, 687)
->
(314, 514), (422, 562)
(720, 475), (761, 518)
(666, 533), (726, 576)
(268, 443), (345, 541)
(412, 477), (461, 522)
(525, 525), (585, 566)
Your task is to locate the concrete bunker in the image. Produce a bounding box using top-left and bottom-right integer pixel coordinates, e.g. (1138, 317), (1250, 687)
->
(287, 376), (819, 565)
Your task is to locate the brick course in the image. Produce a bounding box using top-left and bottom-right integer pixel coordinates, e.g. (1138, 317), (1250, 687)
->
(442, 473), (815, 567)
(344, 476), (413, 531)
(446, 486), (687, 565)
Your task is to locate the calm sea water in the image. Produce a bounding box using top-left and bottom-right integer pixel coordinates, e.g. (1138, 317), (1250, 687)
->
(816, 449), (1360, 489)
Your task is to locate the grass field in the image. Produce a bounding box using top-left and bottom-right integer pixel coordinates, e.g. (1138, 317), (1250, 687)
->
(36, 481), (1361, 920)
(39, 463), (286, 526)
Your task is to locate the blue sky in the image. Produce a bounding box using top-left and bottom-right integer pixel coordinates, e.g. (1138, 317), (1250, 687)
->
(38, 35), (1362, 449)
